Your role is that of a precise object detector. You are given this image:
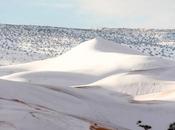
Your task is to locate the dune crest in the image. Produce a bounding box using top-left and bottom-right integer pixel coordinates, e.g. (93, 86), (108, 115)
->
(1, 37), (175, 97)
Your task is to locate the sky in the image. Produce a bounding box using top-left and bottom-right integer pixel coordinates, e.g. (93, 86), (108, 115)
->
(0, 0), (175, 29)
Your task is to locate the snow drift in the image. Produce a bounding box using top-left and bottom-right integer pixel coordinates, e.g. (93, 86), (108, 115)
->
(0, 38), (175, 130)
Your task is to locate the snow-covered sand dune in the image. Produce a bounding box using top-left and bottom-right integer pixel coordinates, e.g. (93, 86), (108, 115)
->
(0, 38), (175, 130)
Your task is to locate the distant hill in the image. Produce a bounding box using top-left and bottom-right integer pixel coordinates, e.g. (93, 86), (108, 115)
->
(0, 24), (175, 65)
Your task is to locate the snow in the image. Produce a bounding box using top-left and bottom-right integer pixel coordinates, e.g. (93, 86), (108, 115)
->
(1, 24), (175, 66)
(0, 37), (175, 130)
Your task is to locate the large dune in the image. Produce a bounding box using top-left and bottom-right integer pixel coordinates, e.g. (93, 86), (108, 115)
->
(0, 38), (175, 130)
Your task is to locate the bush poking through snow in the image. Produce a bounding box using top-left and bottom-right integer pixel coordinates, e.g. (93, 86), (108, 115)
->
(137, 121), (152, 130)
(168, 122), (175, 130)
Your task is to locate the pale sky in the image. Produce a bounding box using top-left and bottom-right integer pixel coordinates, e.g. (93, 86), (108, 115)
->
(0, 0), (175, 29)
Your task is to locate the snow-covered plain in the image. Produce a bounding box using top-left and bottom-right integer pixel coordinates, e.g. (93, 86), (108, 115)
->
(1, 37), (175, 130)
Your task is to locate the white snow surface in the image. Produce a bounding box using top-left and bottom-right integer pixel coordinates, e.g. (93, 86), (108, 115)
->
(1, 24), (175, 65)
(0, 38), (175, 130)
